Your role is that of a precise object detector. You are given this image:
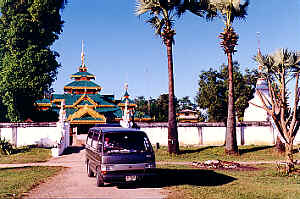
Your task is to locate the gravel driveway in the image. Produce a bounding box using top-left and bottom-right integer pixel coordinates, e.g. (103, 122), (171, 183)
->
(22, 147), (167, 199)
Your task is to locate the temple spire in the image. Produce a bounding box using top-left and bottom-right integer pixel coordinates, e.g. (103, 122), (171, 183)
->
(256, 32), (262, 57)
(123, 82), (130, 99)
(81, 40), (85, 67)
(256, 32), (263, 72)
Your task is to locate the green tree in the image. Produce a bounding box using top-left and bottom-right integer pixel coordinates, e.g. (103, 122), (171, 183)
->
(156, 93), (169, 122)
(207, 0), (249, 155)
(134, 96), (149, 116)
(0, 0), (66, 121)
(196, 62), (257, 122)
(255, 48), (300, 171)
(177, 96), (196, 112)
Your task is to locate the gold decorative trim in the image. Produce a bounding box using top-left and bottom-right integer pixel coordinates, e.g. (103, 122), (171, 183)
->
(97, 105), (116, 108)
(71, 75), (95, 78)
(114, 118), (152, 122)
(118, 103), (137, 107)
(64, 86), (102, 90)
(73, 95), (97, 106)
(70, 120), (106, 124)
(67, 105), (106, 123)
(36, 103), (51, 106)
(64, 104), (116, 109)
(52, 99), (64, 103)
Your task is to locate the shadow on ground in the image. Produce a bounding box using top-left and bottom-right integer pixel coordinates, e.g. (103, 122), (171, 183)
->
(239, 146), (273, 155)
(117, 168), (236, 189)
(179, 146), (218, 155)
(62, 146), (85, 155)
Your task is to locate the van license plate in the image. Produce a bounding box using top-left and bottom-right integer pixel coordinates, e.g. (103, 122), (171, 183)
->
(126, 176), (137, 181)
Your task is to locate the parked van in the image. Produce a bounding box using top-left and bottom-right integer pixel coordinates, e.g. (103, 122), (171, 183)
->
(85, 127), (156, 186)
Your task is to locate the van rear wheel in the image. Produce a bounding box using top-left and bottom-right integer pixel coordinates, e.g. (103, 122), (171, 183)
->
(96, 171), (104, 187)
(87, 161), (94, 177)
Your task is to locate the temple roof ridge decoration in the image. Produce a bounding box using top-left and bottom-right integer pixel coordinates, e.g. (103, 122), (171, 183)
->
(63, 42), (102, 95)
(118, 83), (136, 108)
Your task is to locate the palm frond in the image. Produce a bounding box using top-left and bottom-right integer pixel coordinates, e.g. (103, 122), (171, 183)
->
(177, 0), (217, 20)
(256, 48), (300, 79)
(209, 0), (249, 24)
(135, 0), (161, 16)
(231, 0), (249, 21)
(146, 16), (165, 35)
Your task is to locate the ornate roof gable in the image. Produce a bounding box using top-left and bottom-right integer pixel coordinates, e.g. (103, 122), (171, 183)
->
(68, 104), (106, 122)
(73, 94), (98, 107)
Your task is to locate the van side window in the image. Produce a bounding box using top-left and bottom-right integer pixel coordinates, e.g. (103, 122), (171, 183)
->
(86, 131), (93, 146)
(91, 132), (99, 149)
(97, 135), (103, 152)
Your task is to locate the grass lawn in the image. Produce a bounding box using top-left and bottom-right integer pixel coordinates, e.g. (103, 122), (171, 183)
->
(156, 164), (300, 199)
(153, 145), (300, 199)
(0, 147), (52, 164)
(155, 145), (300, 162)
(0, 166), (63, 199)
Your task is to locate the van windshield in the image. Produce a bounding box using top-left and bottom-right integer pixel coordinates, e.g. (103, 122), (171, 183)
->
(103, 132), (151, 154)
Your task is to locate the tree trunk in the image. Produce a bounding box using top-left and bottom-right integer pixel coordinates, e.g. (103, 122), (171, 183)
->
(285, 142), (294, 163)
(225, 52), (238, 155)
(284, 142), (294, 173)
(275, 135), (285, 153)
(166, 42), (179, 154)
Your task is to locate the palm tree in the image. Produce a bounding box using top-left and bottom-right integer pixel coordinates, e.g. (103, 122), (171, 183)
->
(255, 49), (300, 172)
(207, 0), (249, 155)
(135, 0), (181, 154)
(135, 1), (213, 154)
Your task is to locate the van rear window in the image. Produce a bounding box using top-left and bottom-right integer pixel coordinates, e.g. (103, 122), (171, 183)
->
(103, 132), (151, 154)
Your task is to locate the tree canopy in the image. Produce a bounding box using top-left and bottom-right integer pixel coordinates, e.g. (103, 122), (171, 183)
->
(134, 94), (170, 122)
(0, 0), (66, 121)
(176, 96), (196, 112)
(196, 61), (257, 122)
(255, 48), (300, 169)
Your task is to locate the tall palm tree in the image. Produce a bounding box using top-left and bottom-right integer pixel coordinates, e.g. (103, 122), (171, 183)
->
(135, 1), (212, 154)
(135, 0), (181, 154)
(208, 0), (249, 155)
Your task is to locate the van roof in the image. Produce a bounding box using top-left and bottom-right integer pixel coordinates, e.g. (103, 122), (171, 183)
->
(94, 123), (121, 128)
(89, 127), (144, 134)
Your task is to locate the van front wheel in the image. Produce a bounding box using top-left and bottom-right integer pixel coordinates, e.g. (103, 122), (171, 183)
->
(96, 171), (104, 187)
(87, 161), (94, 177)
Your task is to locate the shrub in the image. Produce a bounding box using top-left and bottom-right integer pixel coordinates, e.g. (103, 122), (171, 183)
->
(0, 137), (14, 155)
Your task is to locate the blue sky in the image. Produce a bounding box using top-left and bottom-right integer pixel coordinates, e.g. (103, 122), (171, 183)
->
(52, 1), (300, 101)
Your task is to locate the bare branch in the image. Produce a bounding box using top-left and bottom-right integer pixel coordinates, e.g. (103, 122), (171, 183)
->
(289, 72), (299, 137)
(249, 102), (265, 110)
(256, 90), (273, 116)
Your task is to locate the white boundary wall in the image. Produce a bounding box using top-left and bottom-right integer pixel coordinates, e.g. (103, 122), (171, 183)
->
(1, 121), (300, 150)
(0, 122), (70, 156)
(138, 122), (300, 146)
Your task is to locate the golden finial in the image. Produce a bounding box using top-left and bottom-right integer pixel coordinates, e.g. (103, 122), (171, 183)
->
(81, 40), (85, 67)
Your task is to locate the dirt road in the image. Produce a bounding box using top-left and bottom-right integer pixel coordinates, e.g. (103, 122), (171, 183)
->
(22, 147), (167, 199)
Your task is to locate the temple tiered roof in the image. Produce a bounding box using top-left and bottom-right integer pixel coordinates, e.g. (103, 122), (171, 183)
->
(36, 42), (151, 125)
